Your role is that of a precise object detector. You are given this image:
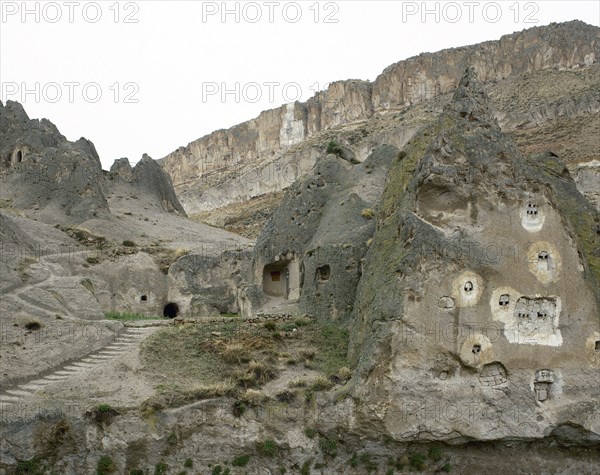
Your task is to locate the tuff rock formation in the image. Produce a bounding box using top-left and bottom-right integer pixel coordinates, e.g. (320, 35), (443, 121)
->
(250, 144), (398, 320)
(1, 23), (599, 475)
(348, 67), (600, 444)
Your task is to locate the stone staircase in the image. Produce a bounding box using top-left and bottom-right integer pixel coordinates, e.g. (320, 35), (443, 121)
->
(0, 326), (157, 412)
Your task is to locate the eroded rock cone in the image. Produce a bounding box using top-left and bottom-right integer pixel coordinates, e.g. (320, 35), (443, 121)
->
(349, 67), (600, 444)
(108, 154), (187, 216)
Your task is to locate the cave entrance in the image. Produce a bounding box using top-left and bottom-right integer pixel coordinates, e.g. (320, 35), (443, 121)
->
(12, 150), (23, 168)
(163, 302), (179, 318)
(263, 262), (289, 298)
(262, 259), (300, 300)
(316, 265), (331, 282)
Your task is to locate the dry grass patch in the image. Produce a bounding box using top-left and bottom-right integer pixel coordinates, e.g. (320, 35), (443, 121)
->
(139, 317), (350, 408)
(221, 343), (251, 364)
(239, 389), (268, 406)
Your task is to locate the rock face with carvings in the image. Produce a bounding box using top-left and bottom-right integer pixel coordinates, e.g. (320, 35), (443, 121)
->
(348, 68), (600, 443)
(162, 21), (599, 215)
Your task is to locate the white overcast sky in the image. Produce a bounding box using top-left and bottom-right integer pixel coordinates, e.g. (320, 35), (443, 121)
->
(1, 1), (599, 169)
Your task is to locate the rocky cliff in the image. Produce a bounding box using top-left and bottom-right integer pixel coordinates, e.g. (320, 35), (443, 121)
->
(162, 21), (599, 216)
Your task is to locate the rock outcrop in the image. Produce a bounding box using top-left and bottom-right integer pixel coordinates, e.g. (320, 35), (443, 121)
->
(0, 100), (110, 224)
(251, 144), (398, 319)
(108, 154), (187, 216)
(162, 21), (599, 215)
(348, 67), (599, 443)
(168, 248), (253, 317)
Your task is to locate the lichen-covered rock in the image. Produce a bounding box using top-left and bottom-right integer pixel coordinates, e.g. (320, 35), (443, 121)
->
(348, 67), (600, 443)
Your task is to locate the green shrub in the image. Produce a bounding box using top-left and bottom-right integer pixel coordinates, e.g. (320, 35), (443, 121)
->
(310, 376), (333, 391)
(349, 453), (358, 468)
(15, 460), (41, 475)
(256, 439), (279, 457)
(184, 458), (193, 468)
(359, 452), (378, 472)
(441, 463), (452, 472)
(276, 389), (296, 403)
(428, 446), (443, 462)
(304, 427), (316, 439)
(122, 240), (136, 247)
(300, 459), (312, 475)
(232, 400), (246, 417)
(263, 321), (277, 332)
(294, 317), (311, 327)
(319, 438), (337, 458)
(154, 462), (167, 475)
(326, 141), (343, 157)
(96, 456), (116, 475)
(129, 470), (144, 475)
(232, 454), (251, 467)
(409, 452), (426, 470)
(86, 256), (100, 264)
(211, 466), (222, 475)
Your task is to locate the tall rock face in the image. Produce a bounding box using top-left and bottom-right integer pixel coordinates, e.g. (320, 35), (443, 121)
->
(0, 101), (110, 224)
(162, 21), (599, 214)
(348, 68), (600, 443)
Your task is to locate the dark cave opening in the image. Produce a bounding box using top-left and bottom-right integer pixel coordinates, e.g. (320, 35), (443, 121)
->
(163, 302), (179, 318)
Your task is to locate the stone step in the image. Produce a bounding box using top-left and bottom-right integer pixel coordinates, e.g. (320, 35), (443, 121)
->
(43, 375), (68, 381)
(19, 383), (48, 391)
(5, 389), (31, 397)
(0, 394), (21, 402)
